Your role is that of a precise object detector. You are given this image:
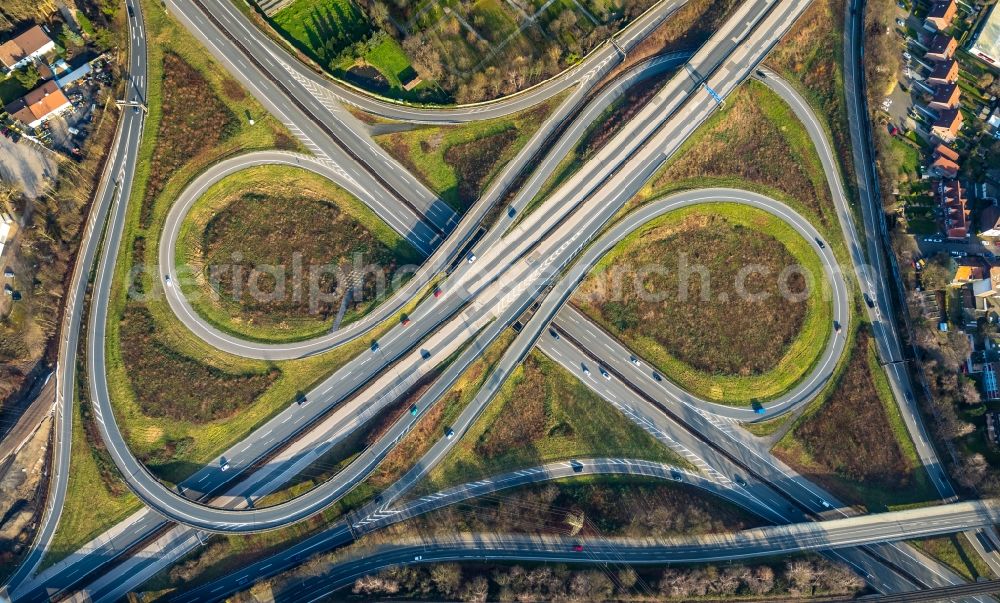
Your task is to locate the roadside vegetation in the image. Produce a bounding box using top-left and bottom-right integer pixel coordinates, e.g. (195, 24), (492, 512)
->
(765, 0), (855, 187)
(175, 164), (419, 343)
(417, 349), (687, 494)
(374, 93), (565, 213)
(575, 203), (830, 405)
(249, 553), (864, 601)
(773, 328), (936, 510)
(912, 534), (996, 582)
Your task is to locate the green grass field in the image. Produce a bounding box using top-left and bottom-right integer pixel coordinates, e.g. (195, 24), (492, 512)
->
(173, 164), (420, 343)
(575, 203), (832, 406)
(270, 0), (421, 98)
(417, 350), (689, 494)
(271, 0), (372, 67)
(374, 91), (568, 213)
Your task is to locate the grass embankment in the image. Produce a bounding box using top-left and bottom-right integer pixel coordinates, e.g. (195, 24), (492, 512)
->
(418, 350), (689, 494)
(574, 203), (830, 405)
(773, 329), (936, 510)
(912, 534), (996, 582)
(638, 82), (838, 238)
(139, 330), (516, 598)
(765, 0), (855, 189)
(174, 164), (420, 343)
(374, 92), (566, 213)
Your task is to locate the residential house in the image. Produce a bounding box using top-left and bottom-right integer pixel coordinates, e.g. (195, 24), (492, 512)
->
(931, 107), (963, 142)
(3, 80), (74, 129)
(979, 205), (1000, 243)
(929, 143), (960, 178)
(928, 58), (959, 85)
(937, 178), (969, 238)
(0, 25), (54, 73)
(926, 33), (958, 62)
(925, 0), (957, 31)
(953, 265), (984, 285)
(929, 83), (961, 111)
(972, 267), (1000, 316)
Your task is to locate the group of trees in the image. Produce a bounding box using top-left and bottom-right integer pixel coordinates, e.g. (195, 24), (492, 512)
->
(348, 557), (865, 602)
(357, 0), (653, 102)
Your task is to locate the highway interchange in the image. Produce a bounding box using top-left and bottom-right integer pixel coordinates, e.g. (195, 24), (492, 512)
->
(4, 0), (1000, 600)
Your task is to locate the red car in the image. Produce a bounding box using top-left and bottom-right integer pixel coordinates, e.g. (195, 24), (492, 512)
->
(433, 287), (443, 298)
(573, 544), (584, 552)
(401, 315), (411, 326)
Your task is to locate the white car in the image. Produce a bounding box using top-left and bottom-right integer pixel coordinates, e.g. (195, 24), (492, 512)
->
(220, 461), (230, 472)
(164, 274), (172, 287)
(599, 367), (611, 380)
(630, 356), (641, 367)
(902, 51), (911, 60)
(467, 252), (477, 264)
(582, 365), (591, 377)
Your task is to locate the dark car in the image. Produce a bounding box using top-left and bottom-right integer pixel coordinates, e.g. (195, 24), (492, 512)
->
(652, 372), (663, 382)
(734, 475), (748, 487)
(570, 460), (584, 473)
(549, 327), (560, 339)
(371, 341), (380, 352)
(863, 293), (875, 308)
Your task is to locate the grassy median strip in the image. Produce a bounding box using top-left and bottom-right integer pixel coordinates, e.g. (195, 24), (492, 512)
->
(417, 349), (690, 494)
(173, 164), (420, 343)
(575, 203), (831, 405)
